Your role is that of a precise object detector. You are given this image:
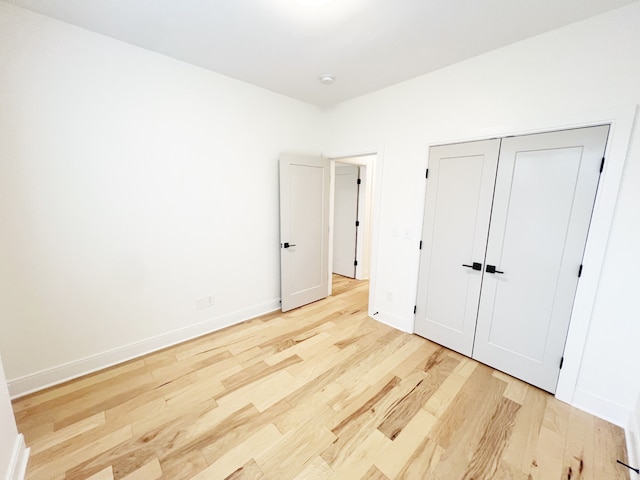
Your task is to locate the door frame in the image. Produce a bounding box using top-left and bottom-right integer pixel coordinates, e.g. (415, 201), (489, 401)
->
(330, 156), (374, 282)
(325, 150), (382, 313)
(416, 105), (637, 409)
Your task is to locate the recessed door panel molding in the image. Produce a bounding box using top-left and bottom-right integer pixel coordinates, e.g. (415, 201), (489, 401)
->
(280, 153), (330, 312)
(473, 125), (609, 392)
(415, 124), (609, 393)
(415, 139), (501, 356)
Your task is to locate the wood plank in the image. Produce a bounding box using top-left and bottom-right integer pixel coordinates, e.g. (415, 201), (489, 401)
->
(360, 465), (390, 480)
(120, 458), (163, 480)
(375, 408), (438, 478)
(225, 459), (265, 480)
(501, 386), (548, 473)
(85, 466), (114, 480)
(11, 277), (626, 480)
(192, 423), (281, 480)
(377, 349), (459, 440)
(29, 425), (132, 479)
(461, 397), (521, 479)
(158, 450), (208, 480)
(292, 457), (333, 480)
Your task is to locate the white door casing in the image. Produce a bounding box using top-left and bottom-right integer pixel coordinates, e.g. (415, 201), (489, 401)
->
(333, 164), (359, 278)
(473, 125), (609, 393)
(279, 153), (330, 312)
(415, 139), (500, 356)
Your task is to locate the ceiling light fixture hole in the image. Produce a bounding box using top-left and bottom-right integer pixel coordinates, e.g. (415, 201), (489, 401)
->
(319, 74), (335, 85)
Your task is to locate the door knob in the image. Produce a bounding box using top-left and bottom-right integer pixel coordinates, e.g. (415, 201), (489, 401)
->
(283, 242), (296, 248)
(462, 262), (482, 271)
(485, 264), (504, 274)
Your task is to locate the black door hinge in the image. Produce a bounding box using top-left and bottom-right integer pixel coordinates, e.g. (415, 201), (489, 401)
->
(419, 240), (423, 250)
(413, 305), (417, 314)
(425, 168), (429, 179)
(578, 264), (583, 277)
(560, 357), (564, 369)
(600, 157), (605, 173)
(355, 220), (360, 227)
(354, 260), (358, 266)
(357, 178), (362, 185)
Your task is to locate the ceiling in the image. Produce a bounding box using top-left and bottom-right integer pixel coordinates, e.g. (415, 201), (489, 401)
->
(4, 0), (637, 107)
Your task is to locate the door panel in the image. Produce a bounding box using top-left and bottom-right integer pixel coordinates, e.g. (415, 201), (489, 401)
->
(473, 125), (609, 392)
(333, 165), (359, 278)
(415, 139), (500, 356)
(280, 153), (330, 312)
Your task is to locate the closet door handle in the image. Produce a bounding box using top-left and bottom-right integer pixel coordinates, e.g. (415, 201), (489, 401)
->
(462, 262), (482, 271)
(485, 264), (504, 274)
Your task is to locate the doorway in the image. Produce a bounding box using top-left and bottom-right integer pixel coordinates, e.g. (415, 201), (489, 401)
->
(330, 154), (376, 293)
(278, 151), (378, 312)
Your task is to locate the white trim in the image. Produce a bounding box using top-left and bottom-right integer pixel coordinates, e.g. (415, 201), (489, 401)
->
(369, 310), (412, 334)
(8, 299), (280, 398)
(550, 106), (636, 404)
(571, 388), (630, 427)
(627, 409), (640, 479)
(418, 105), (637, 407)
(5, 434), (29, 480)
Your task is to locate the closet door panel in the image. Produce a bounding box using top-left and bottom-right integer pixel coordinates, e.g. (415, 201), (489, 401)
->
(415, 139), (500, 356)
(472, 125), (609, 392)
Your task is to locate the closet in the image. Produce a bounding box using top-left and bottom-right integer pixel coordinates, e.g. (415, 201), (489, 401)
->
(415, 125), (609, 393)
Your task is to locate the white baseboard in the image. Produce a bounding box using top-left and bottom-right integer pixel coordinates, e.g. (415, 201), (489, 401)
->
(369, 309), (412, 333)
(8, 299), (280, 398)
(5, 434), (29, 480)
(571, 388), (631, 427)
(627, 410), (640, 479)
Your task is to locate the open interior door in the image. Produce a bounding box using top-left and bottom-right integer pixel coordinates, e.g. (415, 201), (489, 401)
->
(333, 164), (359, 278)
(279, 153), (330, 312)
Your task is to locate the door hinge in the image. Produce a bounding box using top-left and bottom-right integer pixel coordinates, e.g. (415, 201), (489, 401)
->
(425, 168), (429, 179)
(578, 264), (583, 277)
(413, 305), (417, 314)
(357, 178), (362, 185)
(559, 357), (564, 369)
(355, 220), (360, 227)
(354, 260), (358, 266)
(600, 157), (605, 173)
(419, 240), (423, 250)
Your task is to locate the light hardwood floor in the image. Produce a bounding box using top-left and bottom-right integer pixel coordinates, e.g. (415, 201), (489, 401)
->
(13, 275), (628, 479)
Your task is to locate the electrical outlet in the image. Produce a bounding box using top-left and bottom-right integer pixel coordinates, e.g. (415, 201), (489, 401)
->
(196, 294), (215, 310)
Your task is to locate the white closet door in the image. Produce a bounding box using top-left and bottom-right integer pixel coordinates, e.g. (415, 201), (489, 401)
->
(473, 125), (609, 392)
(415, 139), (500, 356)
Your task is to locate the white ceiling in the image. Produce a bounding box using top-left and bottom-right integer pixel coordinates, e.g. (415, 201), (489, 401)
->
(5, 0), (637, 106)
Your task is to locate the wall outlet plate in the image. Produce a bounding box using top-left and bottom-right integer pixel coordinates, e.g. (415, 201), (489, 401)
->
(196, 294), (215, 310)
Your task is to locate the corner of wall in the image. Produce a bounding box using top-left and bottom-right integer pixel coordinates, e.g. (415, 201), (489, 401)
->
(8, 299), (280, 398)
(5, 435), (29, 480)
(627, 400), (640, 479)
(369, 309), (413, 334)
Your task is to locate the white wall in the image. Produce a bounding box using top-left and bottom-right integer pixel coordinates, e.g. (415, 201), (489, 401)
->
(0, 3), (324, 394)
(0, 355), (27, 480)
(324, 2), (640, 426)
(1, 0), (639, 432)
